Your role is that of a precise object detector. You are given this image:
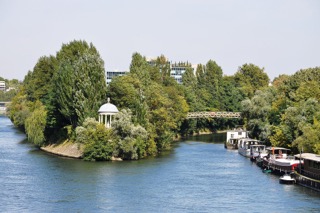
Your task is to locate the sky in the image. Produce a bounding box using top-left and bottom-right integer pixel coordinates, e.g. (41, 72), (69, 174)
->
(0, 0), (319, 81)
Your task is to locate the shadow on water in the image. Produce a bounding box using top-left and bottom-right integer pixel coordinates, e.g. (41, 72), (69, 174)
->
(183, 132), (226, 143)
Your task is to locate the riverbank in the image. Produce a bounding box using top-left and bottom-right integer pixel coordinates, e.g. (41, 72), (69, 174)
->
(40, 140), (84, 158)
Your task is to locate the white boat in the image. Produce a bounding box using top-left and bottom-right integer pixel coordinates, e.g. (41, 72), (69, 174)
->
(263, 147), (302, 173)
(238, 138), (262, 157)
(250, 144), (268, 161)
(279, 173), (295, 184)
(225, 129), (249, 149)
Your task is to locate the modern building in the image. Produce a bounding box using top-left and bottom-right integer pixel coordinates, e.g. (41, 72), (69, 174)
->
(0, 81), (5, 91)
(106, 58), (197, 85)
(146, 58), (197, 84)
(170, 62), (196, 84)
(106, 70), (129, 85)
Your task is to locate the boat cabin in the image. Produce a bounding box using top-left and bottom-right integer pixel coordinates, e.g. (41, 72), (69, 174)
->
(250, 145), (267, 158)
(266, 147), (291, 159)
(294, 153), (320, 180)
(226, 129), (248, 142)
(238, 138), (262, 157)
(225, 129), (249, 149)
(294, 153), (320, 191)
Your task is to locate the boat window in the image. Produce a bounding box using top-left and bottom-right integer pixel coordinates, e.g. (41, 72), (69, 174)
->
(312, 161), (320, 170)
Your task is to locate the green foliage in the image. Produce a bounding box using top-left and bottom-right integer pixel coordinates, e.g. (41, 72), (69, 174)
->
(25, 56), (57, 102)
(110, 53), (189, 151)
(24, 100), (47, 146)
(293, 119), (320, 154)
(129, 52), (151, 88)
(8, 87), (30, 130)
(220, 76), (244, 112)
(155, 55), (171, 83)
(0, 90), (17, 102)
(244, 67), (320, 153)
(55, 40), (107, 127)
(76, 118), (115, 161)
(235, 63), (270, 98)
(112, 109), (150, 160)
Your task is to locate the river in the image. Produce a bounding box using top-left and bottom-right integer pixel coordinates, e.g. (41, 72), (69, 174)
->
(0, 116), (319, 212)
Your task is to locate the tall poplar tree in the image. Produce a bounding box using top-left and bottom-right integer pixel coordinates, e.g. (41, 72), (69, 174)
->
(55, 40), (107, 127)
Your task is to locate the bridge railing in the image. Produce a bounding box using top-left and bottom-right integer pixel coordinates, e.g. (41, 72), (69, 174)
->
(0, 102), (11, 115)
(186, 111), (241, 119)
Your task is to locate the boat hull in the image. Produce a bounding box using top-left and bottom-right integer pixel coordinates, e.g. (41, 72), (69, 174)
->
(293, 171), (320, 192)
(238, 148), (250, 157)
(263, 158), (301, 174)
(279, 174), (295, 184)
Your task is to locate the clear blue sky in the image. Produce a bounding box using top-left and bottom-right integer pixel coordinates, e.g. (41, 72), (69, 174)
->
(1, 0), (319, 81)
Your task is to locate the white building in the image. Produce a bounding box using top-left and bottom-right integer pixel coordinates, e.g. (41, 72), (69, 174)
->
(98, 98), (119, 128)
(0, 81), (5, 91)
(146, 58), (197, 84)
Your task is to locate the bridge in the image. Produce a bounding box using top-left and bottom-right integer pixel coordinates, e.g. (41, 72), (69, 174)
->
(0, 102), (11, 115)
(186, 111), (241, 119)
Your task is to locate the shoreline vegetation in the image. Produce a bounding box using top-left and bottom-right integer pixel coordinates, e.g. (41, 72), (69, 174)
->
(6, 39), (320, 161)
(40, 131), (219, 160)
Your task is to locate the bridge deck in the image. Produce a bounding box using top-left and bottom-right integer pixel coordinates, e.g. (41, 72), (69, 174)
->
(187, 111), (241, 119)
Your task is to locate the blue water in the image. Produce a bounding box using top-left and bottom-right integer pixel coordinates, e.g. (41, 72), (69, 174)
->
(0, 116), (319, 212)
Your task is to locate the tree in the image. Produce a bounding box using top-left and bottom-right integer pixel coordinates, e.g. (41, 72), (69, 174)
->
(25, 56), (58, 102)
(77, 118), (116, 161)
(182, 67), (197, 88)
(196, 64), (205, 86)
(241, 89), (275, 140)
(112, 109), (151, 160)
(55, 40), (107, 127)
(235, 63), (269, 98)
(294, 81), (320, 102)
(25, 100), (47, 146)
(8, 87), (30, 130)
(129, 52), (151, 88)
(156, 55), (171, 84)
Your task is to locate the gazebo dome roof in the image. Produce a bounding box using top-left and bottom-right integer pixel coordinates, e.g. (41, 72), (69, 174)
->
(98, 99), (119, 113)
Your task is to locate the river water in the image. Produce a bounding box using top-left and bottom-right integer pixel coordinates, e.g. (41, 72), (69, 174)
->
(0, 116), (319, 212)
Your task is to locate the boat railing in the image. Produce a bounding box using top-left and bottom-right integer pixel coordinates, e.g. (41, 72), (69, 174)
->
(286, 155), (295, 160)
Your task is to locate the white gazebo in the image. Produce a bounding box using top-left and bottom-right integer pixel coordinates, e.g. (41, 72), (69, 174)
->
(98, 98), (119, 128)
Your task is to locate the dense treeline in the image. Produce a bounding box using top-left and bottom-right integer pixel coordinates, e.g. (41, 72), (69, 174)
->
(242, 67), (320, 154)
(9, 39), (274, 161)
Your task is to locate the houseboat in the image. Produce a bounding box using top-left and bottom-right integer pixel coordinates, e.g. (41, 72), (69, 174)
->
(225, 129), (249, 149)
(262, 147), (302, 174)
(250, 144), (268, 162)
(238, 138), (262, 157)
(293, 153), (320, 192)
